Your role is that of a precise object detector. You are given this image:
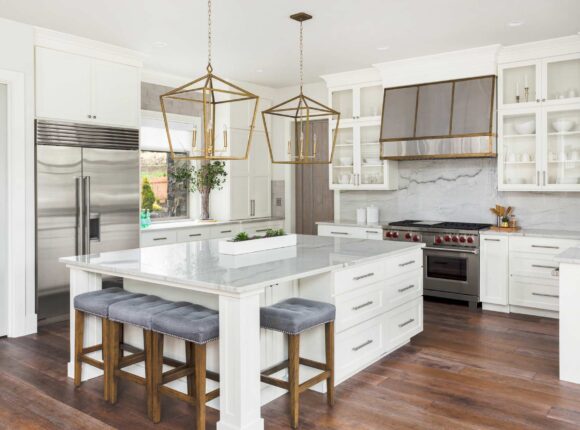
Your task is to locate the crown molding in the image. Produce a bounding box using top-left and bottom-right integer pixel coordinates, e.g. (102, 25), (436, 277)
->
(498, 35), (580, 64)
(321, 68), (380, 88)
(34, 27), (144, 67)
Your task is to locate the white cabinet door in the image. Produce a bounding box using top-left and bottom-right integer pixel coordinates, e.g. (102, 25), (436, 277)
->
(480, 235), (509, 305)
(229, 176), (250, 220)
(92, 59), (140, 128)
(250, 176), (271, 218)
(36, 47), (92, 122)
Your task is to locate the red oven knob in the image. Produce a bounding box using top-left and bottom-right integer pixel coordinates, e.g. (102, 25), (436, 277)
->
(435, 236), (442, 244)
(405, 233), (412, 240)
(392, 232), (399, 238)
(459, 236), (466, 243)
(386, 231), (393, 238)
(467, 237), (474, 244)
(412, 235), (420, 242)
(452, 236), (459, 243)
(444, 235), (451, 242)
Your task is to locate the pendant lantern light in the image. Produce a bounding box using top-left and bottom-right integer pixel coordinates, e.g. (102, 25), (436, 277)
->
(160, 0), (259, 161)
(262, 12), (341, 164)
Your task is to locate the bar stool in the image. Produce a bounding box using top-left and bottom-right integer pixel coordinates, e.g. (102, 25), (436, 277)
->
(73, 287), (144, 400)
(107, 295), (189, 416)
(260, 297), (336, 429)
(149, 303), (220, 429)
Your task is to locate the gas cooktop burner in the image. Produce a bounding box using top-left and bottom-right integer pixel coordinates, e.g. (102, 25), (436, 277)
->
(387, 220), (491, 231)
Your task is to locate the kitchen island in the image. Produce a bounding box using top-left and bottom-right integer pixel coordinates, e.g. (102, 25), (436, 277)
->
(61, 234), (424, 430)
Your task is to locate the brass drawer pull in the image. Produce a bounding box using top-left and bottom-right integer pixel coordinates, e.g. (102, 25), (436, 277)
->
(352, 301), (374, 311)
(398, 318), (415, 328)
(366, 230), (379, 234)
(153, 237), (167, 241)
(531, 264), (558, 270)
(331, 231), (349, 235)
(532, 292), (559, 299)
(531, 245), (560, 249)
(484, 238), (501, 242)
(398, 285), (415, 293)
(352, 339), (373, 352)
(399, 260), (415, 267)
(353, 273), (374, 281)
(189, 233), (202, 237)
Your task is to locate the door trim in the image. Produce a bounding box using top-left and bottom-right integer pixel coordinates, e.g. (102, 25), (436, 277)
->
(1, 69), (37, 337)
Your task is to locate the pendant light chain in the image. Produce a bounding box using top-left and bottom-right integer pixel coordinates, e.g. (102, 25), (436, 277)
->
(207, 0), (212, 71)
(299, 21), (304, 93)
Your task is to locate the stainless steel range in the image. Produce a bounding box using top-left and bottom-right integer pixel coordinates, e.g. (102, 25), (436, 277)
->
(383, 220), (491, 310)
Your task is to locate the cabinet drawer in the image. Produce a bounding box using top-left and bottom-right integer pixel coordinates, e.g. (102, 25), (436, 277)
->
(335, 283), (384, 332)
(364, 228), (383, 240)
(334, 260), (385, 295)
(244, 221), (284, 237)
(318, 225), (367, 239)
(384, 270), (423, 310)
(336, 315), (384, 377)
(510, 254), (560, 282)
(510, 237), (579, 256)
(210, 225), (241, 239)
(141, 230), (177, 247)
(387, 297), (423, 348)
(384, 250), (423, 279)
(509, 279), (559, 311)
(176, 227), (211, 243)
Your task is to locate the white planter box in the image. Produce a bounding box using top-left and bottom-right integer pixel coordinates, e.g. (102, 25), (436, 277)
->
(219, 234), (297, 255)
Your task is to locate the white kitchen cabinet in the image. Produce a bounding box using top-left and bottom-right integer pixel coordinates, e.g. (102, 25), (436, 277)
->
(35, 47), (140, 129)
(318, 224), (383, 240)
(327, 82), (397, 190)
(480, 235), (509, 306)
(140, 230), (178, 247)
(243, 220), (284, 237)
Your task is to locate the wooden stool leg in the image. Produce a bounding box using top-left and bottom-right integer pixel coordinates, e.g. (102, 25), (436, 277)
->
(143, 330), (153, 419)
(74, 310), (85, 387)
(102, 318), (109, 401)
(325, 321), (335, 407)
(193, 343), (207, 430)
(185, 341), (195, 397)
(108, 321), (121, 404)
(151, 332), (164, 424)
(288, 334), (300, 429)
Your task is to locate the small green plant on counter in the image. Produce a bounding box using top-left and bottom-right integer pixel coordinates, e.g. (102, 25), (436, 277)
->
(265, 228), (285, 237)
(233, 232), (250, 242)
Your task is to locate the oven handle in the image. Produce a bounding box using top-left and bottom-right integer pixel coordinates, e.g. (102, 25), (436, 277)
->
(423, 246), (479, 255)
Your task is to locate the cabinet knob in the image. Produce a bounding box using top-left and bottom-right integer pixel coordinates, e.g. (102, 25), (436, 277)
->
(541, 98), (546, 102)
(536, 99), (540, 103)
(87, 114), (91, 118)
(92, 115), (96, 119)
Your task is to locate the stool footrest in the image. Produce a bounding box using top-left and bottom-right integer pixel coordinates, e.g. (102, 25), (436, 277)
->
(162, 365), (194, 385)
(261, 374), (289, 390)
(119, 352), (145, 368)
(299, 370), (330, 394)
(82, 344), (103, 355)
(80, 355), (104, 370)
(115, 369), (146, 386)
(159, 385), (220, 404)
(262, 360), (289, 376)
(260, 357), (331, 393)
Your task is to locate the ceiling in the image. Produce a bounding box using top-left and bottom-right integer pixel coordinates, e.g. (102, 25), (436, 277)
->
(1, 0), (579, 88)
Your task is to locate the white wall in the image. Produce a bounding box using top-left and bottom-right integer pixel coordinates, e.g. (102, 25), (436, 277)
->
(0, 17), (37, 336)
(0, 83), (7, 336)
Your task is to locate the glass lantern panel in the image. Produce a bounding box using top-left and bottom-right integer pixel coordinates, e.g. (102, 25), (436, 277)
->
(502, 65), (536, 105)
(547, 58), (580, 101)
(501, 112), (538, 186)
(546, 109), (580, 186)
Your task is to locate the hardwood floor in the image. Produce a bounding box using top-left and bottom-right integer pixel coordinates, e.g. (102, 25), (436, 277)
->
(1, 300), (579, 429)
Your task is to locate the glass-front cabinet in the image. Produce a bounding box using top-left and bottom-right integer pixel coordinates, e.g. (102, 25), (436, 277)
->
(329, 81), (397, 190)
(544, 106), (580, 189)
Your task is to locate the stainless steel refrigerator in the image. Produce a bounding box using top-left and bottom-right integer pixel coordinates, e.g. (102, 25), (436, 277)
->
(36, 120), (140, 324)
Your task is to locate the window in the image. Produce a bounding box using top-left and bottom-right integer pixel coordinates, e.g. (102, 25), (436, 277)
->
(140, 151), (190, 221)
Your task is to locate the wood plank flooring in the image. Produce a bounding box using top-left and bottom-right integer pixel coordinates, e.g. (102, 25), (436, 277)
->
(1, 300), (579, 429)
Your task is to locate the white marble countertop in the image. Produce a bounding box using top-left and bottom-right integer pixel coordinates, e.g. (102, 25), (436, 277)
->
(480, 228), (580, 241)
(556, 247), (580, 264)
(143, 216), (284, 232)
(60, 235), (423, 294)
(316, 220), (386, 229)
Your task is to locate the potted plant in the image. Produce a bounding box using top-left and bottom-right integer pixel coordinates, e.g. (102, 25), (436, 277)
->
(170, 161), (227, 220)
(219, 229), (297, 255)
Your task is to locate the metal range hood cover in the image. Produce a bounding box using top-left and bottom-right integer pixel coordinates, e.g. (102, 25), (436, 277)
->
(379, 75), (496, 160)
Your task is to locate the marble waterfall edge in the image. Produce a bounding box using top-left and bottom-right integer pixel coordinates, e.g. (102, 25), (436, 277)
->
(218, 234), (298, 255)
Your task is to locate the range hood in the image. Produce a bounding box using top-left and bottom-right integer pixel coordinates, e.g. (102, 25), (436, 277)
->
(380, 75), (496, 160)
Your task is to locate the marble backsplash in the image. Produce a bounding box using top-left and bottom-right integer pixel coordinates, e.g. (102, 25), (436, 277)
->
(340, 158), (580, 231)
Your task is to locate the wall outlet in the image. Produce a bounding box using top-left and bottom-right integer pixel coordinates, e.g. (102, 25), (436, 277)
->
(276, 197), (282, 207)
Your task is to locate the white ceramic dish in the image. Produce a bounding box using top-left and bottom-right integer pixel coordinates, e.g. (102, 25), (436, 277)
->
(364, 158), (381, 165)
(514, 120), (536, 135)
(339, 156), (353, 166)
(552, 118), (576, 133)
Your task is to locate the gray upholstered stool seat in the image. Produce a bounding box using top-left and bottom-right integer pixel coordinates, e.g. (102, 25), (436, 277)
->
(73, 287), (145, 318)
(108, 295), (189, 330)
(261, 297), (336, 335)
(151, 304), (219, 344)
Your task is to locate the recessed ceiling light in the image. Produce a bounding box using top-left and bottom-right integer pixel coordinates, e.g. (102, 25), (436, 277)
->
(508, 20), (524, 27)
(377, 46), (390, 51)
(256, 69), (263, 73)
(153, 41), (168, 48)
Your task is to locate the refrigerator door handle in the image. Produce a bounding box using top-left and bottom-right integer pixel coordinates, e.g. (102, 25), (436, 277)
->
(75, 177), (84, 255)
(83, 176), (91, 254)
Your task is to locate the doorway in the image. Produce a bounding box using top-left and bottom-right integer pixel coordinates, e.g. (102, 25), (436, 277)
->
(0, 83), (8, 336)
(294, 120), (334, 235)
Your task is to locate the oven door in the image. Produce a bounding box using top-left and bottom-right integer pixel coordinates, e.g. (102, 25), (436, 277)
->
(423, 246), (479, 297)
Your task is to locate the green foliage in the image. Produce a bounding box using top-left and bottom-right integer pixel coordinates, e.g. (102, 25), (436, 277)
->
(141, 178), (156, 211)
(169, 161), (228, 194)
(233, 232), (250, 242)
(265, 228), (285, 237)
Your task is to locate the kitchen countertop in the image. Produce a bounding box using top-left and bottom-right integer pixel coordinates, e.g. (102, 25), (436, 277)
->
(143, 216), (284, 232)
(480, 228), (580, 241)
(60, 235), (423, 294)
(556, 247), (580, 264)
(316, 220), (385, 229)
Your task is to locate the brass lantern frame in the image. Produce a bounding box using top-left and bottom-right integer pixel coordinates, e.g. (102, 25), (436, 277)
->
(160, 65), (259, 161)
(262, 93), (341, 164)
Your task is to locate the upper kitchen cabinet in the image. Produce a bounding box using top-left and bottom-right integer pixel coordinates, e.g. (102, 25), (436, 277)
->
(330, 84), (382, 122)
(499, 53), (580, 109)
(35, 47), (140, 129)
